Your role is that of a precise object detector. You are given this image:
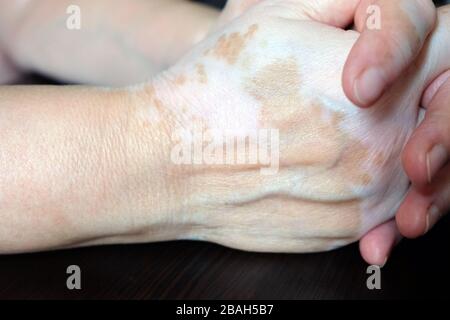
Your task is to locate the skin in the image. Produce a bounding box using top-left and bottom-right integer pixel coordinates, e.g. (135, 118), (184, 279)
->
(401, 69), (450, 234)
(0, 0), (445, 263)
(0, 0), (449, 255)
(342, 0), (437, 108)
(215, 0), (444, 264)
(0, 85), (165, 253)
(0, 0), (219, 85)
(350, 2), (450, 266)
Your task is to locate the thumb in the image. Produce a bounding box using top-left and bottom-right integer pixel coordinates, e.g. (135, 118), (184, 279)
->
(343, 0), (436, 108)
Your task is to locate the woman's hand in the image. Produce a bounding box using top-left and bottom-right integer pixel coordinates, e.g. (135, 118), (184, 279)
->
(138, 0), (449, 253)
(211, 0), (443, 263)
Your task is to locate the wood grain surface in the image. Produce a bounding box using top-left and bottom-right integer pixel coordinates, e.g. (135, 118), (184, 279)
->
(0, 217), (448, 299)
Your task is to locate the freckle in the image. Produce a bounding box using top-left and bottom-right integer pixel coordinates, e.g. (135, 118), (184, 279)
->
(175, 74), (187, 86)
(245, 24), (258, 38)
(144, 85), (155, 97)
(196, 64), (208, 84)
(332, 112), (345, 127)
(142, 119), (151, 128)
(153, 98), (164, 112)
(360, 173), (372, 186)
(373, 151), (385, 167)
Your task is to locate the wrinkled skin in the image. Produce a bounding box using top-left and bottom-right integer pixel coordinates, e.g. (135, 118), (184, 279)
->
(144, 1), (450, 252)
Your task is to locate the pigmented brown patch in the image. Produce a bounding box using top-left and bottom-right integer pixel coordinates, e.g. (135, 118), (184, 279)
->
(174, 74), (187, 86)
(373, 151), (386, 168)
(360, 174), (373, 186)
(441, 7), (450, 15)
(196, 64), (208, 84)
(206, 24), (258, 65)
(132, 84), (179, 136)
(246, 57), (375, 188)
(246, 58), (345, 167)
(336, 139), (371, 183)
(142, 85), (165, 113)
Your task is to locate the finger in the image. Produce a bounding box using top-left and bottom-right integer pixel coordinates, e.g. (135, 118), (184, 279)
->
(396, 165), (450, 238)
(359, 219), (402, 266)
(343, 0), (436, 107)
(402, 71), (450, 186)
(421, 70), (450, 108)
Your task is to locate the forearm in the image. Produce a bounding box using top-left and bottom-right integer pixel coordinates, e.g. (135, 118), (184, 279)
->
(0, 0), (219, 85)
(0, 80), (184, 254)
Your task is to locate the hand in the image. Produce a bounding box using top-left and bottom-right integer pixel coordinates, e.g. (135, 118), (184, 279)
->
(396, 70), (450, 237)
(2, 0), (446, 255)
(354, 5), (450, 266)
(342, 0), (437, 108)
(144, 0), (448, 252)
(360, 66), (450, 265)
(212, 0), (442, 262)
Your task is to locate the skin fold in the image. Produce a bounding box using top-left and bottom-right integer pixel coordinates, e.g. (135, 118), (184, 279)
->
(1, 1), (449, 254)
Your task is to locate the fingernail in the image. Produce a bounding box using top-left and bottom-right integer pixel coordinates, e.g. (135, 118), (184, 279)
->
(380, 256), (388, 268)
(426, 144), (448, 183)
(354, 67), (386, 106)
(425, 205), (441, 234)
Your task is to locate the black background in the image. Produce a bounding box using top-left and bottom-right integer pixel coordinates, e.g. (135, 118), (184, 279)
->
(0, 0), (449, 300)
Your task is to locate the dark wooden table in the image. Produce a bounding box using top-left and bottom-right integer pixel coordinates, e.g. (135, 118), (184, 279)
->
(0, 217), (449, 299)
(1, 0), (449, 301)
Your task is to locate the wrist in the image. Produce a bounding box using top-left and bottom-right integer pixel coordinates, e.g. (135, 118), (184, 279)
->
(117, 73), (200, 243)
